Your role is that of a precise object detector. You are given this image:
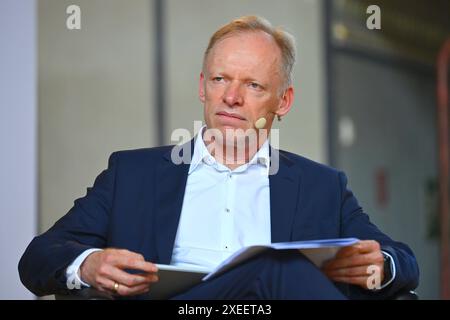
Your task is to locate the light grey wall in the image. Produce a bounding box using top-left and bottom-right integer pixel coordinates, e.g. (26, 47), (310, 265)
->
(0, 0), (37, 299)
(165, 0), (327, 162)
(38, 0), (155, 232)
(333, 53), (439, 298)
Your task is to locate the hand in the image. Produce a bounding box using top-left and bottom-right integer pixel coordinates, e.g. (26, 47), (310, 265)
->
(322, 240), (384, 290)
(79, 248), (159, 296)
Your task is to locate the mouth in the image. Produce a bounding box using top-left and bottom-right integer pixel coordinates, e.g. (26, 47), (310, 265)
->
(216, 111), (246, 121)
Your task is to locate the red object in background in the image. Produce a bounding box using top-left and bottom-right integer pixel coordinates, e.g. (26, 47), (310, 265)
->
(375, 168), (389, 208)
(437, 39), (450, 300)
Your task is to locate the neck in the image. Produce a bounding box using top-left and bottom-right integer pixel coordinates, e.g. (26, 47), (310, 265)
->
(202, 129), (268, 170)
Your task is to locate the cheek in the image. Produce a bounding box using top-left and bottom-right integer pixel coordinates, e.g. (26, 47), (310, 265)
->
(205, 82), (223, 97)
(203, 99), (216, 124)
(264, 96), (282, 111)
(209, 88), (225, 101)
(249, 96), (278, 115)
(203, 88), (225, 114)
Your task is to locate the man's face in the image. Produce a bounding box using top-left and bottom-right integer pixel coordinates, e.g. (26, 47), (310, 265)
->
(199, 31), (293, 141)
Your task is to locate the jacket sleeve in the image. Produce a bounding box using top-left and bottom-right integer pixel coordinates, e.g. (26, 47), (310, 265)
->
(338, 171), (420, 299)
(18, 152), (119, 296)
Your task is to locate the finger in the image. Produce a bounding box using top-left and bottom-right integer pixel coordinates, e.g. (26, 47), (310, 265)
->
(120, 258), (158, 273)
(110, 254), (158, 273)
(116, 249), (146, 261)
(97, 275), (156, 297)
(323, 251), (383, 270)
(95, 265), (159, 295)
(95, 275), (119, 294)
(323, 265), (376, 278)
(130, 284), (153, 296)
(335, 244), (361, 258)
(115, 282), (152, 296)
(328, 276), (368, 287)
(357, 240), (381, 254)
(117, 274), (160, 296)
(98, 263), (157, 287)
(109, 267), (159, 287)
(103, 249), (158, 273)
(335, 240), (381, 259)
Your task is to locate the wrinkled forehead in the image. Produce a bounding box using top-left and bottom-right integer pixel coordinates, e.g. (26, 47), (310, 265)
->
(205, 31), (283, 76)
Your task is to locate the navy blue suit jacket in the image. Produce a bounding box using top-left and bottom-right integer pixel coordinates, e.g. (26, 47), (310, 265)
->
(19, 142), (419, 298)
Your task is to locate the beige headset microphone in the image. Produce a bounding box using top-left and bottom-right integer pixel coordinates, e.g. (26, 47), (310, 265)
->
(254, 117), (267, 129)
(254, 111), (280, 129)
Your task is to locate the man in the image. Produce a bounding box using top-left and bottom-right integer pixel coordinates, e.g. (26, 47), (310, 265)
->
(19, 16), (419, 299)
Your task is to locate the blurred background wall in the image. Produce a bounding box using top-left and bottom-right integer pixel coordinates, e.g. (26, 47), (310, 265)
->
(38, 0), (155, 232)
(327, 0), (450, 299)
(1, 0), (449, 299)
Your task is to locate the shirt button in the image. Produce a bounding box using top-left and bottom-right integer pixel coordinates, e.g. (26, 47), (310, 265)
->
(225, 208), (230, 213)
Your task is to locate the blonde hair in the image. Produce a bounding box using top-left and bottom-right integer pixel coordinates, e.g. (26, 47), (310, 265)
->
(203, 15), (296, 91)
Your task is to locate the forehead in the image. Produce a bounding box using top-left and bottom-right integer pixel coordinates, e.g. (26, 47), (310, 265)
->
(206, 31), (283, 78)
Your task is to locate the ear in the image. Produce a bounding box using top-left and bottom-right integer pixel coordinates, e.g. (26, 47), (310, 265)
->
(199, 72), (206, 103)
(276, 86), (294, 117)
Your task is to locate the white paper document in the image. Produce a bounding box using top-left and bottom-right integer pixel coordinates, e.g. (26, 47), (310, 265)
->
(147, 238), (359, 299)
(202, 237), (360, 281)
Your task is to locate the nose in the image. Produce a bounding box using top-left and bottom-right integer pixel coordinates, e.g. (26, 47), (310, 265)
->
(223, 82), (244, 107)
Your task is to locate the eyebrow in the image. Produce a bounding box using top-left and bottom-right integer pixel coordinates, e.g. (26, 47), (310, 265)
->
(211, 71), (268, 87)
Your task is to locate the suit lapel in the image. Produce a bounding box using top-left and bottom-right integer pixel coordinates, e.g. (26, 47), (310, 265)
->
(269, 148), (301, 243)
(154, 140), (194, 264)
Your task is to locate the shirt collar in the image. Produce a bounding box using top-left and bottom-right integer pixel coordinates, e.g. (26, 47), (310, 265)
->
(189, 126), (215, 174)
(188, 125), (270, 175)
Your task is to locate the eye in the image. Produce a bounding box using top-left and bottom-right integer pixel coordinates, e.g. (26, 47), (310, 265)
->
(249, 82), (261, 90)
(212, 76), (224, 82)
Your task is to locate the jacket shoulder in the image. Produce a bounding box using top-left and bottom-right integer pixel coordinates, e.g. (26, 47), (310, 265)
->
(109, 145), (174, 165)
(279, 149), (341, 179)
